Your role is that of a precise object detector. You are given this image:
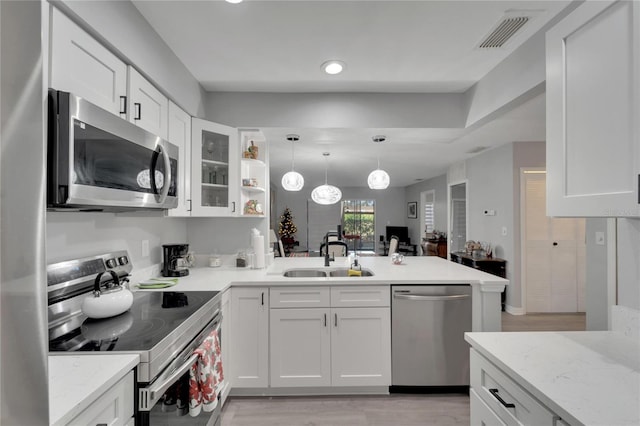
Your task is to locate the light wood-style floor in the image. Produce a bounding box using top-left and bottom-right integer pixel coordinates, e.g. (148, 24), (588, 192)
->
(501, 311), (586, 332)
(220, 313), (586, 426)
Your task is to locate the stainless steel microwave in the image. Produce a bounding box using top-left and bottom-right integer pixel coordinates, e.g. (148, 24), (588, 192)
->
(47, 90), (179, 211)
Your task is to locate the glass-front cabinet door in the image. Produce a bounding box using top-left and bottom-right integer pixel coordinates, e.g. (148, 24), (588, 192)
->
(191, 118), (238, 216)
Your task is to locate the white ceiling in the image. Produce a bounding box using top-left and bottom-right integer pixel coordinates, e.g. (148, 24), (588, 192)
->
(133, 0), (568, 188)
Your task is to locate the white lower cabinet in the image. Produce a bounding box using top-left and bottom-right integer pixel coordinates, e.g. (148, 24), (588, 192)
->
(269, 286), (391, 388)
(229, 287), (269, 388)
(470, 349), (566, 425)
(66, 370), (134, 426)
(470, 389), (507, 426)
(330, 307), (390, 386)
(270, 308), (331, 387)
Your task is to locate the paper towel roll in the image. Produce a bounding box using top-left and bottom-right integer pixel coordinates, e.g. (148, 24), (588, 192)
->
(252, 235), (265, 269)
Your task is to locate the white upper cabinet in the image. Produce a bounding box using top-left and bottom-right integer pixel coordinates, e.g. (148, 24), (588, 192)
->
(50, 8), (170, 141)
(50, 7), (127, 116)
(127, 67), (169, 140)
(191, 118), (239, 217)
(546, 0), (640, 217)
(166, 101), (192, 217)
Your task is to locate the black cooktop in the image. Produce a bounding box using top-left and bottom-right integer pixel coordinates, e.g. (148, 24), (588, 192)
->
(49, 290), (218, 352)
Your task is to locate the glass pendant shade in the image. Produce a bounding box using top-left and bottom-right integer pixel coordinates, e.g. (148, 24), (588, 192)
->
(367, 168), (390, 189)
(311, 184), (342, 205)
(312, 152), (342, 205)
(281, 171), (304, 191)
(368, 135), (390, 190)
(282, 134), (304, 191)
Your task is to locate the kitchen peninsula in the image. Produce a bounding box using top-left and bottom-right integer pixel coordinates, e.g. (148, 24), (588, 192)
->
(169, 255), (508, 332)
(49, 255), (507, 423)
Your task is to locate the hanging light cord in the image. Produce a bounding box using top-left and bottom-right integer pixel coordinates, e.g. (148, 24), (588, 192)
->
(324, 154), (329, 184)
(290, 141), (296, 171)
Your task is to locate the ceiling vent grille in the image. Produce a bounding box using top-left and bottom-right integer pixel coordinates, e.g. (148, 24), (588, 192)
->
(478, 16), (530, 49)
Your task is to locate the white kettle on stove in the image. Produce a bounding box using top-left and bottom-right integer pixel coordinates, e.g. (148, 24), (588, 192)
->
(82, 270), (133, 319)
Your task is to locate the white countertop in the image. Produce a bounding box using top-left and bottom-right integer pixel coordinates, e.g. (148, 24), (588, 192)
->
(465, 331), (640, 426)
(48, 256), (507, 425)
(134, 256), (508, 292)
(49, 354), (139, 426)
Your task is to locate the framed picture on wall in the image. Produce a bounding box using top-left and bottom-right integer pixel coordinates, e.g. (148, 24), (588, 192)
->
(407, 201), (417, 218)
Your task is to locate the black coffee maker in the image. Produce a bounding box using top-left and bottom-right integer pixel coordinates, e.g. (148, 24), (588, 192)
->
(162, 244), (190, 277)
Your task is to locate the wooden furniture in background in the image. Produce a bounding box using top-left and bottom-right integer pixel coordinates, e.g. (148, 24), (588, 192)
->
(451, 252), (506, 311)
(422, 238), (447, 258)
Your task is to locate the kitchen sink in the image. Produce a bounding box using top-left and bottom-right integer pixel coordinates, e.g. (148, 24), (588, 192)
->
(282, 268), (374, 278)
(328, 268), (374, 277)
(282, 269), (328, 278)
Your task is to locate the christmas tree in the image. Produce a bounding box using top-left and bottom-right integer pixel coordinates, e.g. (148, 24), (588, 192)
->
(278, 207), (297, 239)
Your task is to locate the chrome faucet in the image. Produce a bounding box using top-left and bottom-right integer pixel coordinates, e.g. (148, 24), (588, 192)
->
(323, 232), (334, 267)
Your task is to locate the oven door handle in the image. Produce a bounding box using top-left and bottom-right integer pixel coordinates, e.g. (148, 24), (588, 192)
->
(138, 318), (221, 411)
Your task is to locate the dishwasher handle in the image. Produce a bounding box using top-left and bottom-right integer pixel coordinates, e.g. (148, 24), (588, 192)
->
(393, 293), (470, 301)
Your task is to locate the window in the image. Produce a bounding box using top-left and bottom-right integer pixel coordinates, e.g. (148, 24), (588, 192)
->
(421, 190), (435, 236)
(424, 202), (435, 233)
(341, 199), (375, 252)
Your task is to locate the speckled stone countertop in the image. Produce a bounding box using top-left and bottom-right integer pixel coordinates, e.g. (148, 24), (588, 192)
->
(49, 354), (139, 425)
(465, 331), (640, 426)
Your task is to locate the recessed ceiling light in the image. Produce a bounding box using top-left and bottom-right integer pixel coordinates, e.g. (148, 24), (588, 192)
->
(225, 0), (243, 3)
(322, 60), (346, 75)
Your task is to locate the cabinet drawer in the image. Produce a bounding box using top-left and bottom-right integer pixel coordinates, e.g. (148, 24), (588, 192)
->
(470, 388), (507, 426)
(471, 349), (556, 426)
(270, 287), (330, 308)
(331, 286), (390, 307)
(67, 370), (134, 426)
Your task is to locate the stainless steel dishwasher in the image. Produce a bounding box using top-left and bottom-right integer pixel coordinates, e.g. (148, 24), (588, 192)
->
(391, 285), (472, 389)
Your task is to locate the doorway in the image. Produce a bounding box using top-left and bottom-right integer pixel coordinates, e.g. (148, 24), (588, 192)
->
(448, 182), (467, 256)
(521, 169), (586, 313)
(341, 200), (375, 254)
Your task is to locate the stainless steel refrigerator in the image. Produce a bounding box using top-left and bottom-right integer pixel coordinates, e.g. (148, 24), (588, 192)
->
(1, 1), (49, 424)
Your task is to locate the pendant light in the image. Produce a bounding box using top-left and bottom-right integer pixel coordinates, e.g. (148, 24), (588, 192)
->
(367, 135), (390, 189)
(281, 134), (304, 191)
(311, 152), (342, 205)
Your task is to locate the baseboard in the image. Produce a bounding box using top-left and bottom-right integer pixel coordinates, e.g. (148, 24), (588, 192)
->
(505, 305), (525, 315)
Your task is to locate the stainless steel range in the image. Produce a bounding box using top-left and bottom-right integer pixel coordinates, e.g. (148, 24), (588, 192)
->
(47, 251), (222, 425)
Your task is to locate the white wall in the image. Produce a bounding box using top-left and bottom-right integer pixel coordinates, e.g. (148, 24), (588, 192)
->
(617, 218), (640, 310)
(47, 212), (188, 269)
(404, 174), (448, 246)
(205, 92), (466, 129)
(466, 143), (515, 303)
(186, 217), (267, 256)
(272, 185), (406, 252)
(585, 218), (609, 330)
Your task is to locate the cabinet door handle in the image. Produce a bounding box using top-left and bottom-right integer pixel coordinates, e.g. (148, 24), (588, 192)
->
(261, 292), (264, 306)
(187, 199), (192, 212)
(119, 96), (127, 115)
(553, 242), (558, 246)
(232, 201), (236, 213)
(334, 313), (338, 327)
(324, 313), (327, 327)
(637, 174), (639, 204)
(489, 388), (515, 408)
(134, 102), (142, 120)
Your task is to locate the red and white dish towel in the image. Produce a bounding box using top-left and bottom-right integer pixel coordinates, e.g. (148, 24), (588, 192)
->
(189, 329), (224, 417)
